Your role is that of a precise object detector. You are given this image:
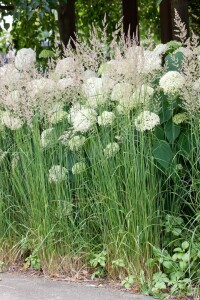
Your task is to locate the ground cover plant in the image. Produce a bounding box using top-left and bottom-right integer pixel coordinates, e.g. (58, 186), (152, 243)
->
(0, 14), (200, 297)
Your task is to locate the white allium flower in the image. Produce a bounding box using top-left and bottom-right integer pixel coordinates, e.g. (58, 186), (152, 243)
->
(132, 85), (154, 107)
(72, 162), (86, 174)
(99, 60), (116, 77)
(111, 83), (133, 105)
(138, 50), (162, 74)
(134, 111), (160, 131)
(173, 113), (187, 124)
(28, 78), (56, 98)
(192, 78), (200, 92)
(57, 78), (76, 91)
(47, 102), (64, 114)
(116, 104), (132, 115)
(15, 48), (36, 71)
(5, 90), (21, 106)
(58, 131), (72, 146)
(153, 44), (168, 56)
(49, 165), (68, 183)
(159, 71), (185, 95)
(83, 69), (98, 81)
(98, 111), (115, 126)
(104, 142), (120, 158)
(41, 128), (54, 148)
(102, 77), (116, 94)
(69, 105), (97, 132)
(174, 47), (193, 58)
(125, 46), (142, 59)
(0, 64), (21, 84)
(55, 57), (75, 78)
(2, 111), (23, 130)
(83, 77), (106, 107)
(68, 135), (86, 151)
(49, 110), (68, 124)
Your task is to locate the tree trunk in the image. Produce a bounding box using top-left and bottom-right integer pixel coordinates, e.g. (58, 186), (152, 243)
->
(57, 0), (76, 49)
(160, 0), (172, 43)
(160, 0), (189, 43)
(122, 0), (139, 41)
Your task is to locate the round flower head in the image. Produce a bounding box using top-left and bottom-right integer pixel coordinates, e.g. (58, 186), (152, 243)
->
(0, 64), (21, 86)
(15, 48), (36, 71)
(104, 142), (120, 158)
(98, 111), (115, 126)
(83, 69), (98, 81)
(55, 57), (75, 78)
(159, 71), (185, 95)
(192, 78), (200, 92)
(58, 131), (72, 146)
(153, 44), (168, 56)
(132, 85), (154, 107)
(49, 165), (68, 183)
(69, 105), (97, 132)
(49, 110), (68, 125)
(111, 83), (133, 106)
(68, 135), (86, 151)
(28, 78), (56, 99)
(135, 111), (160, 131)
(116, 104), (132, 115)
(72, 162), (86, 175)
(5, 90), (21, 107)
(138, 50), (162, 74)
(173, 113), (187, 125)
(174, 47), (193, 58)
(41, 128), (54, 148)
(2, 111), (23, 130)
(57, 78), (76, 91)
(83, 77), (105, 108)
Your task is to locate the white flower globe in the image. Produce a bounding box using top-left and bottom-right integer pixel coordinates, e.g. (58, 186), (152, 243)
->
(15, 48), (36, 71)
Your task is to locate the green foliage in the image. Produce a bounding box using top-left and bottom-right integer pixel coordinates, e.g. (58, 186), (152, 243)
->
(89, 250), (107, 279)
(25, 254), (41, 270)
(165, 51), (184, 72)
(122, 275), (135, 289)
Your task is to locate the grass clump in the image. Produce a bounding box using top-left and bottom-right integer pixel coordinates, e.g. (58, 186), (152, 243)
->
(0, 15), (200, 297)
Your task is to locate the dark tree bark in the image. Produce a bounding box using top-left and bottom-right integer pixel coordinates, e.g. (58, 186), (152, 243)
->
(122, 0), (139, 41)
(0, 4), (14, 10)
(160, 0), (172, 43)
(57, 0), (76, 49)
(160, 0), (189, 43)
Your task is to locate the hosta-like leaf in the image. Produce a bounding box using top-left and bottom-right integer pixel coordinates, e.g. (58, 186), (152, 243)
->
(165, 51), (184, 72)
(165, 121), (181, 143)
(152, 140), (173, 169)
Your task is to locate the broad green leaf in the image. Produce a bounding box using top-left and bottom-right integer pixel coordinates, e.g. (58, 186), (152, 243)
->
(163, 260), (173, 269)
(39, 49), (55, 58)
(178, 133), (192, 157)
(165, 121), (180, 143)
(152, 140), (173, 169)
(182, 241), (189, 250)
(154, 126), (164, 140)
(165, 51), (184, 72)
(159, 100), (173, 124)
(179, 261), (187, 270)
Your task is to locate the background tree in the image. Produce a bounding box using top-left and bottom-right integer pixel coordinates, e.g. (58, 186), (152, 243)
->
(0, 0), (199, 55)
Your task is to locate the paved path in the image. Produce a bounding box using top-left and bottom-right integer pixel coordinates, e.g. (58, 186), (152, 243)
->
(0, 272), (152, 300)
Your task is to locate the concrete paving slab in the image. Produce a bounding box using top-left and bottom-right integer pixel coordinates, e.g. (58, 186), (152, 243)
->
(0, 272), (152, 300)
